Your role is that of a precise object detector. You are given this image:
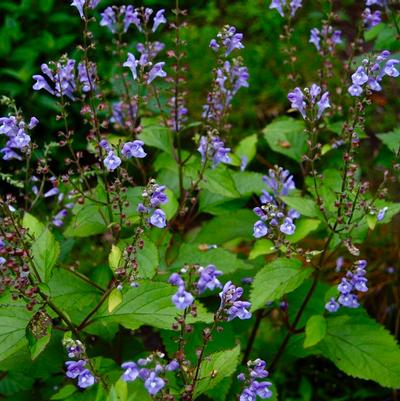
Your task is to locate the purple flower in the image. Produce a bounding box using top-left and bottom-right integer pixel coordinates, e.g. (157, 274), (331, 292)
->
(71, 0), (99, 19)
(269, 0), (284, 17)
(348, 84), (363, 97)
(121, 362), (139, 382)
(121, 140), (146, 158)
(279, 218), (296, 235)
(147, 62), (167, 84)
(152, 9), (166, 32)
(325, 297), (340, 312)
(65, 360), (86, 379)
(222, 27), (244, 56)
(309, 28), (321, 50)
(251, 380), (273, 398)
(240, 389), (257, 401)
(253, 220), (268, 238)
(150, 185), (168, 207)
(124, 5), (141, 32)
(168, 273), (184, 287)
(219, 282), (252, 321)
(99, 139), (111, 152)
(219, 281), (243, 305)
(362, 8), (382, 30)
(250, 359), (269, 379)
(172, 286), (194, 309)
(144, 372), (165, 395)
(44, 187), (60, 198)
(8, 132), (31, 149)
(197, 136), (231, 168)
(150, 209), (167, 228)
(377, 206), (388, 221)
(100, 7), (117, 33)
(384, 59), (400, 78)
(338, 278), (353, 294)
(123, 53), (138, 80)
(352, 66), (369, 86)
(368, 78), (382, 91)
(28, 117), (39, 129)
(165, 359), (179, 371)
(210, 39), (219, 51)
(77, 369), (95, 388)
(78, 62), (96, 92)
(288, 87), (306, 118)
(197, 265), (223, 293)
(52, 209), (68, 227)
(290, 0), (302, 17)
(316, 92), (330, 119)
(338, 293), (359, 308)
(103, 151), (121, 171)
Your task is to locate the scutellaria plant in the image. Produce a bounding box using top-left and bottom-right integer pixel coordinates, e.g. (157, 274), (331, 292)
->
(0, 0), (399, 400)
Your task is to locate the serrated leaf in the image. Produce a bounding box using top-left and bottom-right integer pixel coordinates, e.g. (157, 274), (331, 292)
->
(140, 118), (173, 154)
(201, 167), (240, 198)
(249, 239), (276, 260)
(22, 212), (45, 239)
(136, 236), (159, 279)
(51, 384), (77, 400)
(317, 314), (400, 388)
(288, 219), (320, 243)
(280, 196), (321, 218)
(250, 258), (312, 311)
(304, 315), (326, 348)
(108, 289), (123, 313)
(366, 214), (377, 230)
(262, 117), (306, 162)
(376, 129), (400, 153)
(31, 228), (60, 282)
(194, 346), (240, 398)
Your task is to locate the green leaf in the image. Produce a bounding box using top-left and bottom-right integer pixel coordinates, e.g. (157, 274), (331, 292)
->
(195, 210), (256, 245)
(194, 346), (241, 398)
(201, 166), (240, 198)
(31, 228), (60, 282)
(94, 281), (211, 331)
(160, 188), (178, 220)
(140, 118), (173, 155)
(249, 239), (276, 260)
(366, 213), (377, 230)
(280, 196), (321, 218)
(22, 212), (45, 239)
(317, 314), (400, 388)
(64, 201), (108, 237)
(51, 385), (77, 400)
(231, 134), (258, 166)
(304, 315), (326, 348)
(262, 117), (306, 162)
(26, 323), (51, 360)
(136, 236), (159, 279)
(288, 219), (320, 243)
(0, 296), (31, 363)
(376, 128), (400, 153)
(250, 258), (312, 311)
(109, 245), (122, 271)
(232, 171), (265, 196)
(108, 289), (123, 313)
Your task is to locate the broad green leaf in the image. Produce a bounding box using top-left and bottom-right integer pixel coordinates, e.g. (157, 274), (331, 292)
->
(250, 258), (312, 311)
(94, 281), (212, 331)
(199, 190), (248, 216)
(140, 118), (174, 154)
(231, 134), (258, 166)
(201, 166), (240, 198)
(232, 171), (265, 196)
(304, 315), (326, 348)
(194, 346), (241, 398)
(22, 212), (45, 239)
(288, 219), (320, 243)
(108, 289), (122, 313)
(317, 315), (400, 388)
(64, 201), (108, 237)
(366, 213), (377, 230)
(195, 210), (256, 245)
(26, 323), (52, 360)
(0, 295), (31, 363)
(280, 196), (321, 218)
(262, 117), (306, 162)
(160, 188), (179, 220)
(107, 380), (128, 401)
(376, 128), (400, 153)
(51, 385), (77, 400)
(136, 236), (159, 279)
(249, 239), (276, 260)
(31, 228), (60, 282)
(109, 245), (122, 270)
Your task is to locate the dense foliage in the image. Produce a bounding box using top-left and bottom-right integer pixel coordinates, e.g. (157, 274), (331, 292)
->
(0, 1), (399, 400)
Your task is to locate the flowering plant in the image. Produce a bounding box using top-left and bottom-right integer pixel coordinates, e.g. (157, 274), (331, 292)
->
(0, 1), (399, 400)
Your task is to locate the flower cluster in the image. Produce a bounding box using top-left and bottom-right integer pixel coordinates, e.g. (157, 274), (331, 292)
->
(100, 6), (166, 35)
(137, 180), (169, 229)
(124, 53), (167, 85)
(33, 58), (96, 100)
(0, 115), (38, 161)
(121, 352), (178, 396)
(100, 138), (146, 172)
(253, 167), (300, 238)
(269, 0), (302, 18)
(309, 26), (342, 54)
(110, 101), (138, 130)
(71, 0), (100, 19)
(325, 260), (369, 312)
(288, 84), (330, 120)
(348, 51), (399, 97)
(362, 0), (385, 30)
(218, 281), (252, 321)
(197, 134), (231, 168)
(237, 359), (273, 400)
(63, 337), (95, 389)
